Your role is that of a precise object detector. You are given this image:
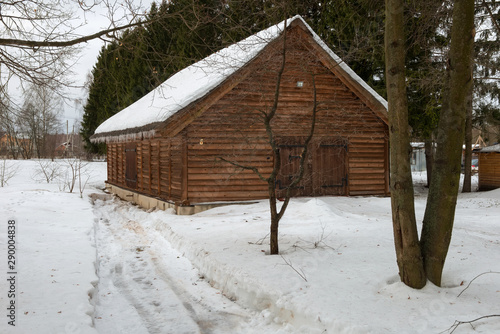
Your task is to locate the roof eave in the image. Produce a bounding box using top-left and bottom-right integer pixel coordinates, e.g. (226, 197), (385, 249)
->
(90, 122), (163, 143)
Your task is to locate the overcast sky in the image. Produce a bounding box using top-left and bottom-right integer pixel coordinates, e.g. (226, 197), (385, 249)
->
(61, 0), (155, 133)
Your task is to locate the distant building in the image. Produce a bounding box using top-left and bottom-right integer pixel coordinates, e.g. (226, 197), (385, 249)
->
(478, 144), (500, 191)
(411, 142), (426, 172)
(0, 133), (31, 158)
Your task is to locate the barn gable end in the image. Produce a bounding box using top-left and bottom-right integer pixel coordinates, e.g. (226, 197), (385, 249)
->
(92, 16), (390, 212)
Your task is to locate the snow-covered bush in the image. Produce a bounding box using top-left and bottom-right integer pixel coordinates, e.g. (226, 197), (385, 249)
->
(58, 157), (93, 197)
(31, 159), (61, 183)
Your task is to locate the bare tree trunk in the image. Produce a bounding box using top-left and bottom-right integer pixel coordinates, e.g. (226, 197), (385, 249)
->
(219, 18), (318, 255)
(462, 62), (474, 193)
(424, 138), (433, 187)
(385, 0), (426, 289)
(269, 179), (280, 254)
(421, 0), (475, 286)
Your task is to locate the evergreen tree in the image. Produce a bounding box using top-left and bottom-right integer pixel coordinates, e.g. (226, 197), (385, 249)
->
(311, 1), (386, 95)
(81, 43), (120, 154)
(81, 0), (229, 153)
(83, 0), (497, 158)
(474, 1), (500, 143)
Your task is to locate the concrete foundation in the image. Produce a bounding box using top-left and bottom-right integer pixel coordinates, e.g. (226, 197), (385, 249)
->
(104, 183), (257, 215)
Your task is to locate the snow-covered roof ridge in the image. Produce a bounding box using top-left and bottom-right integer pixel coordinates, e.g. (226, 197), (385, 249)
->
(92, 15), (387, 140)
(479, 143), (500, 152)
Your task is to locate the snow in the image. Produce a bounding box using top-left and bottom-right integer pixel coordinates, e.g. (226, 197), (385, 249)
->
(93, 16), (387, 138)
(1, 162), (500, 334)
(0, 160), (105, 334)
(479, 144), (500, 152)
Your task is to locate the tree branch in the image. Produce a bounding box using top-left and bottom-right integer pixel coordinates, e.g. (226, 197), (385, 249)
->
(218, 157), (269, 183)
(278, 72), (318, 221)
(280, 254), (308, 282)
(457, 271), (500, 297)
(482, 0), (500, 35)
(445, 315), (500, 333)
(0, 20), (147, 48)
(265, 19), (288, 183)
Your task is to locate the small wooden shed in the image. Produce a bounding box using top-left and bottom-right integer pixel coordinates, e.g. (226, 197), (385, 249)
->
(478, 144), (500, 191)
(91, 16), (390, 211)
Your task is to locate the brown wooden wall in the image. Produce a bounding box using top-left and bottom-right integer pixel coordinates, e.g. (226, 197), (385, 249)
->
(105, 25), (389, 205)
(478, 152), (500, 191)
(183, 28), (389, 203)
(107, 142), (126, 186)
(106, 137), (185, 204)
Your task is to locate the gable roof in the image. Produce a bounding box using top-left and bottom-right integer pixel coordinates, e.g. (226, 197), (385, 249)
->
(91, 15), (388, 143)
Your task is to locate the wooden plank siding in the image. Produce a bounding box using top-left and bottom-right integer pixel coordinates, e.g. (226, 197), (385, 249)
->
(116, 143), (125, 186)
(104, 24), (389, 206)
(186, 129), (272, 203)
(478, 152), (500, 191)
(106, 144), (114, 184)
(106, 137), (184, 204)
(159, 140), (171, 199)
(169, 136), (184, 202)
(150, 140), (160, 196)
(182, 29), (388, 203)
(136, 143), (143, 190)
(348, 137), (388, 195)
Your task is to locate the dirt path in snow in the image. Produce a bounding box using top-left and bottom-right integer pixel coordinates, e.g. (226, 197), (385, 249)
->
(90, 197), (258, 334)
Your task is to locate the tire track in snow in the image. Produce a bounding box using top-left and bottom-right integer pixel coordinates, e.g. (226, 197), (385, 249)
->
(92, 198), (252, 334)
(95, 215), (199, 334)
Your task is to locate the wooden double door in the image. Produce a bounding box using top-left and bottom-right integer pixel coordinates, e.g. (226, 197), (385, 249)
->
(276, 138), (347, 198)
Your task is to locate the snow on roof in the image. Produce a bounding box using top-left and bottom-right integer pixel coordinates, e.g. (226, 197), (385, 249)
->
(479, 144), (500, 152)
(93, 15), (387, 139)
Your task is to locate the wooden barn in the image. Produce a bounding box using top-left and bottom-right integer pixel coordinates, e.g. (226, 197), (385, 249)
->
(91, 16), (390, 214)
(478, 144), (500, 191)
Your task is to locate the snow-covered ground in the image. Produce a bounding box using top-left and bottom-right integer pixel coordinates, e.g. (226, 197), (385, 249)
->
(1, 161), (499, 333)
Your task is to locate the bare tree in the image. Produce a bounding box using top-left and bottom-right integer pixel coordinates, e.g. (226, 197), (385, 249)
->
(218, 19), (322, 255)
(0, 101), (21, 159)
(77, 159), (93, 198)
(385, 0), (475, 288)
(60, 156), (79, 193)
(384, 0), (426, 289)
(31, 159), (61, 183)
(463, 82), (474, 193)
(0, 0), (153, 101)
(421, 0), (475, 286)
(0, 159), (18, 186)
(16, 83), (62, 158)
